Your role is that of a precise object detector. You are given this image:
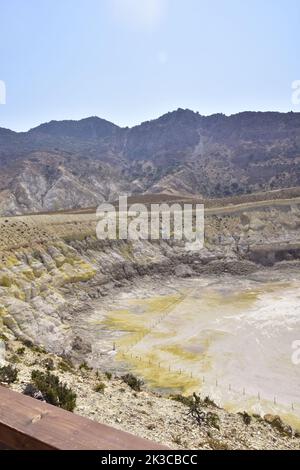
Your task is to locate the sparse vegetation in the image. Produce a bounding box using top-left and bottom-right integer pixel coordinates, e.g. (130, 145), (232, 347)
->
(21, 339), (45, 354)
(171, 393), (218, 411)
(240, 411), (252, 425)
(172, 434), (182, 446)
(105, 371), (112, 380)
(0, 364), (18, 383)
(187, 393), (206, 426)
(174, 393), (221, 430)
(253, 413), (263, 422)
(122, 373), (144, 392)
(29, 370), (77, 411)
(58, 358), (74, 373)
(206, 412), (220, 430)
(79, 361), (92, 371)
(170, 394), (194, 407)
(94, 382), (106, 394)
(42, 357), (55, 371)
(203, 396), (218, 408)
(8, 353), (20, 364)
(16, 347), (25, 356)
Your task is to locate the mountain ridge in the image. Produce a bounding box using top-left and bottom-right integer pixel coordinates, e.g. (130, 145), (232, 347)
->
(0, 108), (300, 215)
(4, 108), (300, 134)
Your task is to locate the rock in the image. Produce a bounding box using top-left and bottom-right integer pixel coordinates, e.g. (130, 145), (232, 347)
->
(71, 335), (92, 355)
(249, 217), (266, 231)
(174, 264), (193, 278)
(23, 383), (46, 401)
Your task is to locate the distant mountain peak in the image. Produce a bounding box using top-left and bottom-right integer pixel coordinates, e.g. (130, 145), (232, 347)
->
(29, 116), (120, 140)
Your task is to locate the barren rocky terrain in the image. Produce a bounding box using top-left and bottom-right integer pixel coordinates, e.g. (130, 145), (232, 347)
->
(0, 194), (299, 354)
(2, 341), (298, 450)
(1, 110), (300, 215)
(0, 193), (300, 449)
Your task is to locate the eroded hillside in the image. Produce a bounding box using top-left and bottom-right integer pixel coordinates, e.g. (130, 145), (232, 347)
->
(1, 110), (300, 214)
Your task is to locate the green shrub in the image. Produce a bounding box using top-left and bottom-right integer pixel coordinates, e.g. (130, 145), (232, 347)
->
(239, 411), (252, 425)
(203, 396), (218, 408)
(21, 339), (45, 354)
(9, 354), (20, 364)
(179, 394), (221, 428)
(94, 382), (106, 394)
(79, 361), (92, 371)
(105, 371), (112, 380)
(206, 412), (220, 430)
(122, 373), (144, 392)
(30, 370), (76, 411)
(171, 394), (218, 410)
(58, 358), (73, 373)
(0, 365), (18, 384)
(170, 394), (194, 407)
(32, 345), (45, 354)
(41, 358), (55, 371)
(252, 413), (263, 422)
(16, 347), (25, 356)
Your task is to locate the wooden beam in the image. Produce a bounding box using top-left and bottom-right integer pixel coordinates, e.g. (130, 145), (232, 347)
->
(0, 386), (167, 450)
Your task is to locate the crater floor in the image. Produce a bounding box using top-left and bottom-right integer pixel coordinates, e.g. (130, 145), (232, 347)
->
(77, 267), (300, 430)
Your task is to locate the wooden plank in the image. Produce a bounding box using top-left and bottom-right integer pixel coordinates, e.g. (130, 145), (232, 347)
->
(0, 386), (167, 450)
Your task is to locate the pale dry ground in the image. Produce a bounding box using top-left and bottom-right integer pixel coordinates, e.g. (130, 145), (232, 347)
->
(6, 342), (300, 451)
(74, 270), (300, 432)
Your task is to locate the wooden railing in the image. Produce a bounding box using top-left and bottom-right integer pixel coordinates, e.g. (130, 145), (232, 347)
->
(0, 386), (167, 450)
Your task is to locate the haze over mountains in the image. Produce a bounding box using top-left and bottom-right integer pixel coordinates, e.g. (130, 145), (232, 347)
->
(0, 109), (300, 215)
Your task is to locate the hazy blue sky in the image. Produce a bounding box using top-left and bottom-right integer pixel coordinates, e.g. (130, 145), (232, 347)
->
(0, 0), (299, 131)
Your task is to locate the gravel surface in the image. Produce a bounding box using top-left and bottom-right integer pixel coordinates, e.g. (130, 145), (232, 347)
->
(4, 341), (300, 451)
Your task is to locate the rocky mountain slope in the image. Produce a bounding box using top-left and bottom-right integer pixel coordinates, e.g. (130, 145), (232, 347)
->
(1, 110), (300, 215)
(3, 342), (299, 450)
